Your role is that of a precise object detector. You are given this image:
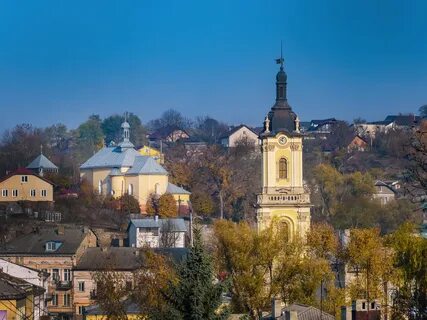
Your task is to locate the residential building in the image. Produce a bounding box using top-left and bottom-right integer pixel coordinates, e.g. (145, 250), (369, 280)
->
(341, 299), (381, 320)
(26, 152), (58, 177)
(127, 217), (187, 248)
(265, 299), (335, 320)
(307, 118), (338, 134)
(0, 226), (97, 320)
(220, 125), (259, 148)
(0, 259), (49, 320)
(0, 272), (45, 320)
(73, 247), (188, 319)
(80, 119), (190, 213)
(137, 145), (164, 164)
(0, 168), (54, 203)
(148, 126), (190, 144)
(355, 114), (421, 137)
(256, 57), (311, 240)
(373, 180), (396, 206)
(84, 299), (141, 320)
(347, 135), (368, 152)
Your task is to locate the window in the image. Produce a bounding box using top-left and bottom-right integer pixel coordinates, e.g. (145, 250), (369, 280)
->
(63, 293), (71, 307)
(78, 306), (85, 315)
(78, 281), (85, 292)
(64, 269), (71, 282)
(12, 189), (18, 197)
(52, 294), (58, 306)
(98, 180), (102, 195)
(1, 189), (8, 197)
(52, 269), (60, 281)
(46, 241), (62, 252)
(278, 158), (288, 179)
(41, 190), (47, 197)
(128, 184), (133, 196)
(21, 176), (28, 183)
(30, 189), (36, 197)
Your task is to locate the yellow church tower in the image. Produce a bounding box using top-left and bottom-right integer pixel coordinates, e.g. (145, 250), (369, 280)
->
(256, 54), (311, 240)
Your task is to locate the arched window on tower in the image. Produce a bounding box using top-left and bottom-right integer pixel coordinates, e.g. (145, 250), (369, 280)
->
(278, 158), (288, 179)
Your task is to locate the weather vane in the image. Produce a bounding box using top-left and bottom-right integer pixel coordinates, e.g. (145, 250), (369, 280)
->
(275, 41), (284, 69)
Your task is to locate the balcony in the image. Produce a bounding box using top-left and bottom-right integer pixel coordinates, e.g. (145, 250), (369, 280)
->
(55, 280), (72, 290)
(257, 192), (310, 206)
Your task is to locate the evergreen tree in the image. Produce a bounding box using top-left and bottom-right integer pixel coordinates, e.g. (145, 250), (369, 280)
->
(169, 228), (227, 320)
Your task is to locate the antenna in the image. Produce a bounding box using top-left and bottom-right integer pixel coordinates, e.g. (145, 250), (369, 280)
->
(275, 41), (284, 69)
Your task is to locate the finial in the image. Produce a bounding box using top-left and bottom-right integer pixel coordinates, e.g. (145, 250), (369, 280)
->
(124, 111), (128, 122)
(295, 116), (300, 133)
(275, 41), (284, 70)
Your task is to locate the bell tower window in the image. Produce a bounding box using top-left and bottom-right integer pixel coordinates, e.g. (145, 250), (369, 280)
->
(278, 158), (288, 179)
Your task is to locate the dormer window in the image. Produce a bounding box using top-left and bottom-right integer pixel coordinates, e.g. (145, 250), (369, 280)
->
(46, 241), (62, 252)
(21, 176), (28, 183)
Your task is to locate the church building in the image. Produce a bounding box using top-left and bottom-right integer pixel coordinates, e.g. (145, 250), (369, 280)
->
(257, 56), (311, 240)
(80, 119), (190, 213)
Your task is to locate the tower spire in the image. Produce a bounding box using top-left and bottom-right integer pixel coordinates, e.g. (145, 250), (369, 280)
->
(118, 111), (134, 149)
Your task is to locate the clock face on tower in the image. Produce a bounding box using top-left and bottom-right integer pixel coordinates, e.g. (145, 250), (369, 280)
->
(278, 135), (287, 145)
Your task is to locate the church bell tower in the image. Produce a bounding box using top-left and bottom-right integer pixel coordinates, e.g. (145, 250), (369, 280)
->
(256, 54), (311, 240)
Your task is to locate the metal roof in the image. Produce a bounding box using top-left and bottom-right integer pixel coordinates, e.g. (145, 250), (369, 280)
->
(129, 218), (187, 232)
(27, 153), (58, 170)
(166, 183), (190, 195)
(80, 146), (141, 169)
(125, 156), (168, 175)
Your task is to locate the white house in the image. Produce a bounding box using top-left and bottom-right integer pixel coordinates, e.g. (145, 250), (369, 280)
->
(127, 217), (187, 248)
(0, 258), (49, 320)
(220, 125), (259, 148)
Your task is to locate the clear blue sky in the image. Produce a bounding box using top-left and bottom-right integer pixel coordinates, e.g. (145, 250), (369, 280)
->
(0, 0), (426, 131)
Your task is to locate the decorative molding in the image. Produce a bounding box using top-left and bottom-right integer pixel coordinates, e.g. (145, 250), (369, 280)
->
(290, 143), (299, 151)
(267, 145), (275, 152)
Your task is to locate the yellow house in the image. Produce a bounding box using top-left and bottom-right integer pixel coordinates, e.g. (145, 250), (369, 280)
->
(80, 119), (190, 213)
(0, 168), (54, 203)
(137, 145), (164, 164)
(0, 272), (45, 320)
(256, 57), (311, 240)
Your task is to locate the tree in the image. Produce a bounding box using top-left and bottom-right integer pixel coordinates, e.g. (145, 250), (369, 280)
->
(118, 194), (141, 214)
(102, 113), (147, 146)
(190, 192), (214, 217)
(419, 105), (427, 118)
(148, 109), (191, 131)
(146, 193), (178, 217)
(193, 116), (229, 144)
(387, 223), (427, 319)
(74, 114), (104, 161)
(168, 228), (227, 320)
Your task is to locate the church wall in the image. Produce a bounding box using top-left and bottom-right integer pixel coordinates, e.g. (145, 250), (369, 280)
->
(136, 175), (168, 206)
(111, 176), (125, 197)
(90, 169), (112, 195)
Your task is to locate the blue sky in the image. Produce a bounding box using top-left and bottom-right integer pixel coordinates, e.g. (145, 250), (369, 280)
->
(0, 0), (426, 130)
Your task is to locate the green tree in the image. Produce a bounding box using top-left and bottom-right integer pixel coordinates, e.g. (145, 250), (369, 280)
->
(190, 192), (214, 217)
(169, 228), (227, 320)
(75, 114), (104, 161)
(102, 113), (147, 146)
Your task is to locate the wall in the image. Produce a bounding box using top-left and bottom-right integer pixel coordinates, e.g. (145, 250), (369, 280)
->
(0, 175), (53, 202)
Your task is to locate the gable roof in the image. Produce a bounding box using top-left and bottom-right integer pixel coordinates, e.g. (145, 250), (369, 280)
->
(0, 272), (45, 299)
(220, 125), (258, 139)
(74, 247), (188, 271)
(0, 226), (91, 256)
(125, 156), (168, 175)
(0, 168), (53, 185)
(80, 146), (141, 169)
(282, 304), (335, 320)
(166, 183), (190, 195)
(383, 115), (421, 126)
(27, 154), (58, 170)
(128, 218), (187, 232)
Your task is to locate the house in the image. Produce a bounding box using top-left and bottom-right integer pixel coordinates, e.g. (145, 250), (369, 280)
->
(0, 259), (49, 320)
(264, 299), (335, 320)
(137, 145), (164, 164)
(220, 125), (259, 148)
(182, 137), (208, 155)
(0, 272), (45, 320)
(0, 226), (97, 320)
(127, 217), (187, 248)
(308, 118), (338, 134)
(148, 126), (190, 144)
(73, 247), (188, 318)
(355, 114), (421, 137)
(84, 299), (141, 320)
(0, 168), (54, 204)
(347, 135), (368, 152)
(341, 299), (381, 320)
(26, 152), (58, 177)
(80, 119), (190, 213)
(373, 180), (396, 206)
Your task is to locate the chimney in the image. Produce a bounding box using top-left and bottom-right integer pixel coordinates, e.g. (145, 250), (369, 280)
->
(56, 225), (65, 235)
(272, 298), (282, 319)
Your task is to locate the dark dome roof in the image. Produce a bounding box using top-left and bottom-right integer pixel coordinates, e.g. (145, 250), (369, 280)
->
(276, 68), (287, 82)
(269, 102), (297, 133)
